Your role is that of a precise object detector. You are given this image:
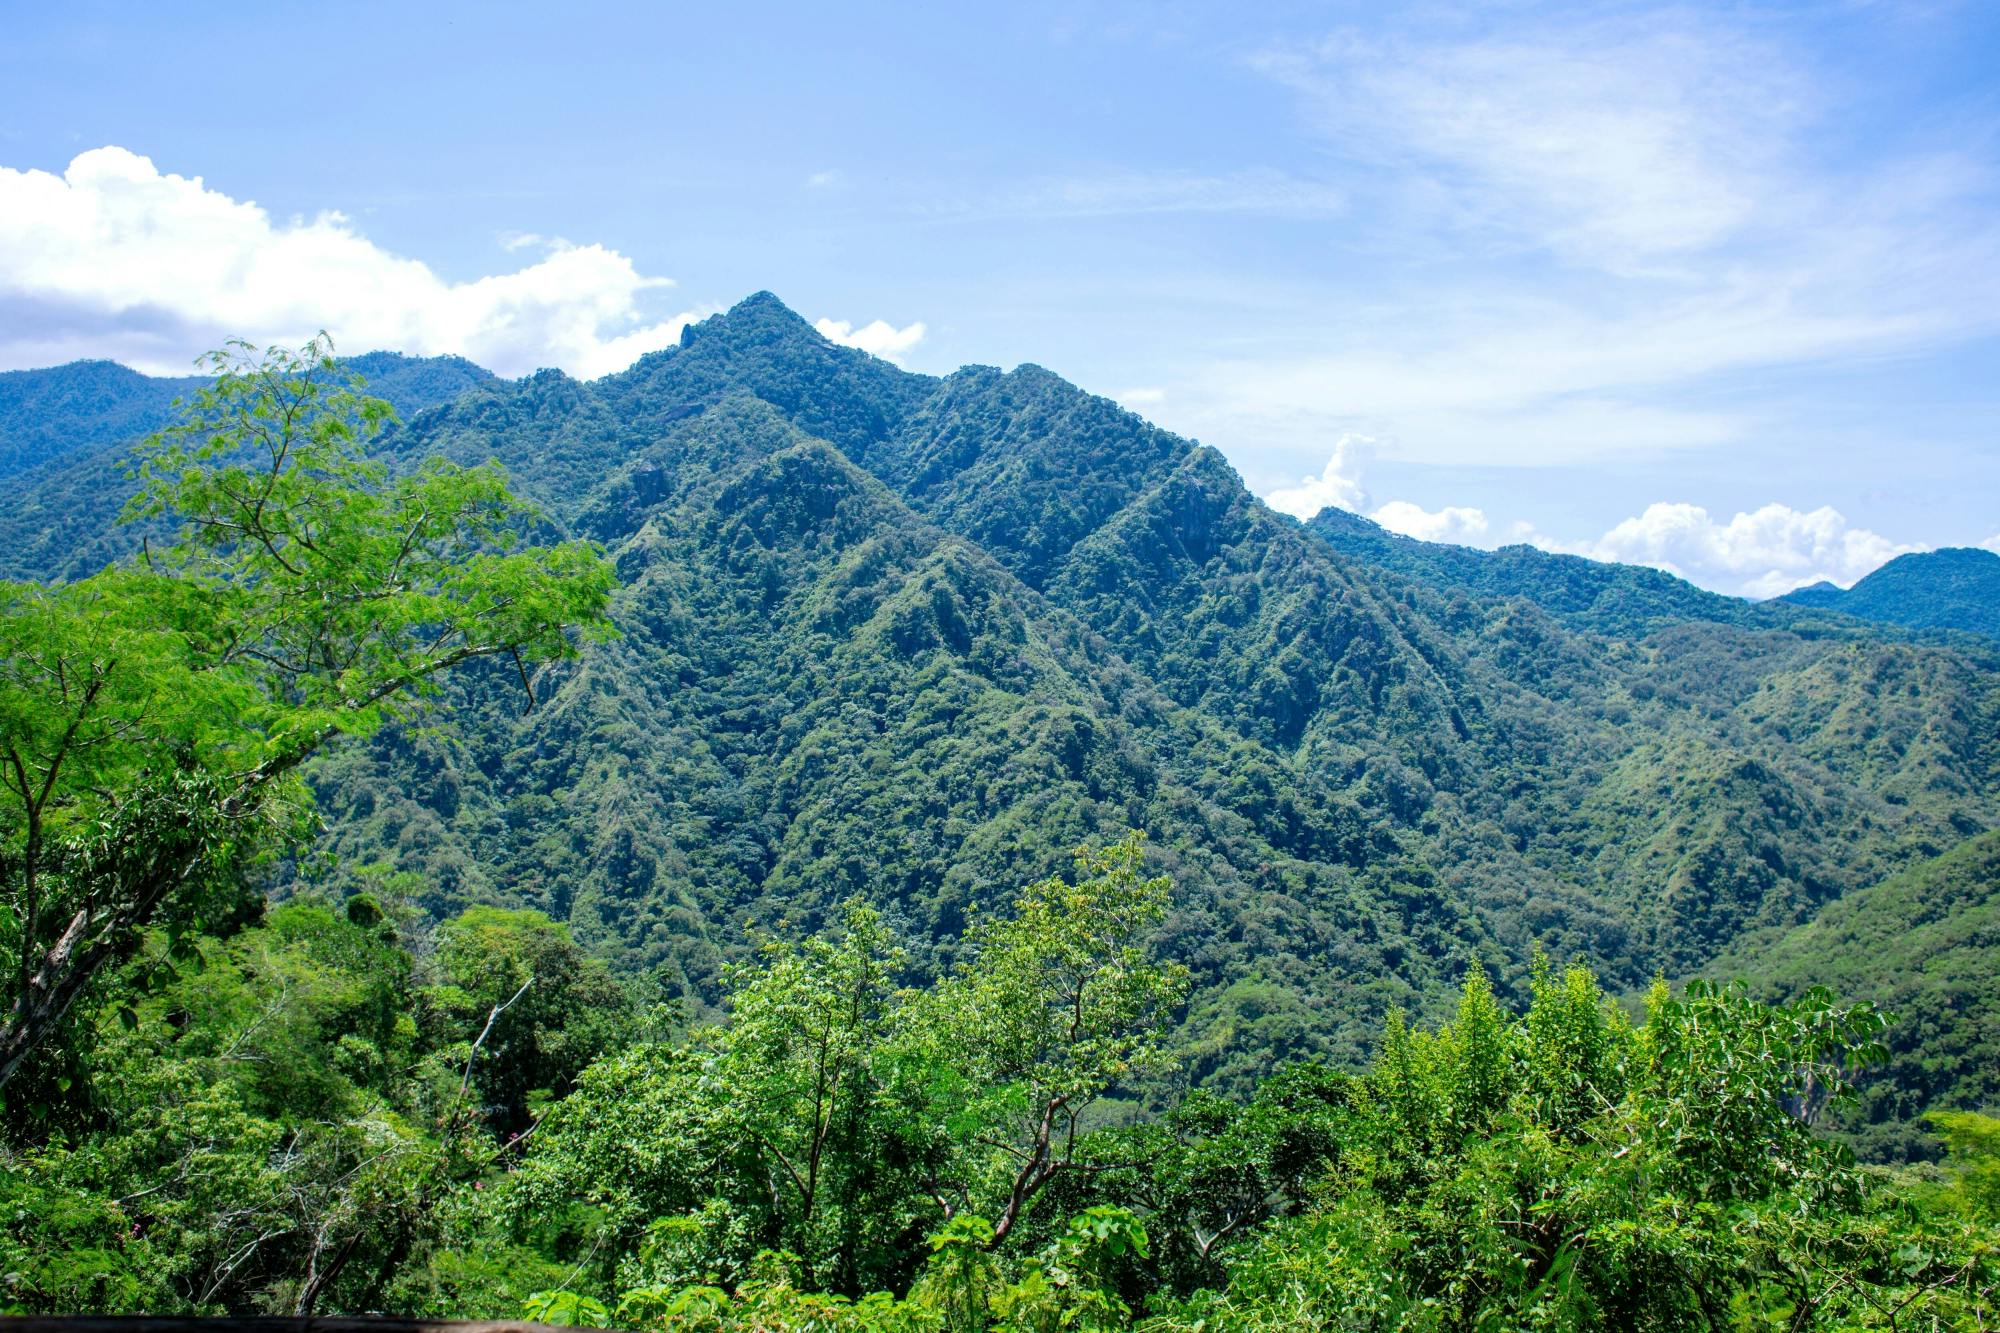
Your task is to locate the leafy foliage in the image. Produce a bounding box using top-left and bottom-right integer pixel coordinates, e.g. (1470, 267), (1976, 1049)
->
(1710, 829), (2000, 1161)
(7, 835), (1998, 1329)
(4, 302), (2000, 1326)
(431, 905), (633, 1134)
(1, 336), (613, 1091)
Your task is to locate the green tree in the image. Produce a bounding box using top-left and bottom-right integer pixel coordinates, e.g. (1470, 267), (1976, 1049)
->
(1928, 1110), (2000, 1220)
(0, 336), (615, 1089)
(1, 900), (440, 1315)
(907, 834), (1190, 1246)
(711, 900), (912, 1290)
(1052, 1063), (1351, 1295)
(500, 838), (1190, 1302)
(430, 906), (633, 1136)
(1171, 964), (1991, 1332)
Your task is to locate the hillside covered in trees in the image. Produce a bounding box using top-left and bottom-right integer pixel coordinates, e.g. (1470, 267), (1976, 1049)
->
(4, 302), (1998, 1326)
(1781, 548), (2000, 639)
(6, 294), (1998, 1105)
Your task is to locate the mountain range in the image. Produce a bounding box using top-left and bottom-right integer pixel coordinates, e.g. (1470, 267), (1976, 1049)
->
(1781, 547), (2000, 639)
(4, 292), (1995, 1143)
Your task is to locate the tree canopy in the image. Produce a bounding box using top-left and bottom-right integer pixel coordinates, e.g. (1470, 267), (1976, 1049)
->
(1, 336), (614, 1089)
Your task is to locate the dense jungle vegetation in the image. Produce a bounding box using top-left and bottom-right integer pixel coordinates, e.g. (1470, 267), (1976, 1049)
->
(4, 308), (1998, 1326)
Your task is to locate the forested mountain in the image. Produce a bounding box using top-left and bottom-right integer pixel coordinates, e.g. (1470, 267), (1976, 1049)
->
(1712, 828), (2000, 1161)
(0, 351), (497, 580)
(1782, 547), (2000, 638)
(1305, 504), (1853, 638)
(0, 360), (201, 482)
(9, 297), (2000, 1325)
(6, 293), (1997, 1104)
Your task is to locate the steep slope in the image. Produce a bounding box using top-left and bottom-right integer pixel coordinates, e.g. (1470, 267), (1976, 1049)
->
(307, 391), (1467, 1082)
(870, 362), (1190, 590)
(1781, 548), (2000, 638)
(9, 293), (2000, 1100)
(1710, 829), (2000, 1160)
(816, 312), (1997, 968)
(1049, 446), (1481, 764)
(1042, 445), (1995, 975)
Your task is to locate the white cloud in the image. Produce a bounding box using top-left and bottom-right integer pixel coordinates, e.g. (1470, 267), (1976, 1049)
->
(814, 316), (927, 363)
(1526, 501), (1920, 599)
(1116, 386), (1166, 407)
(1982, 533), (2000, 554)
(1262, 435), (1371, 518)
(1256, 22), (1795, 270)
(0, 146), (701, 378)
(1260, 434), (1492, 544)
(1170, 15), (2000, 474)
(805, 170), (842, 189)
(1372, 500), (1489, 545)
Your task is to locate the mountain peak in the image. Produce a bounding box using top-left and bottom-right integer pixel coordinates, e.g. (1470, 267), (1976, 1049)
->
(1306, 505), (1389, 537)
(673, 291), (823, 356)
(722, 289), (819, 335)
(730, 289), (802, 318)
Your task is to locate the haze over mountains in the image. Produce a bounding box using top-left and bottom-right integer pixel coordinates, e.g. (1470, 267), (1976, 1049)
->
(4, 292), (1996, 1144)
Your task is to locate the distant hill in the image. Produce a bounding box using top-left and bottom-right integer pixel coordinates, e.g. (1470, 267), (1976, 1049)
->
(0, 360), (202, 482)
(1710, 828), (2000, 1160)
(5, 293), (1997, 1102)
(0, 351), (494, 486)
(1778, 548), (2000, 638)
(1782, 580), (1845, 607)
(0, 351), (498, 581)
(1303, 505), (1832, 638)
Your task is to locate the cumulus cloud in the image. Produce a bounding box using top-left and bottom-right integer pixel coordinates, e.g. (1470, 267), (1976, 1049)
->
(813, 316), (927, 363)
(1260, 435), (1491, 543)
(0, 146), (702, 378)
(1262, 435), (1371, 518)
(1527, 501), (1919, 599)
(1983, 533), (2000, 554)
(1372, 500), (1489, 545)
(1116, 386), (1166, 408)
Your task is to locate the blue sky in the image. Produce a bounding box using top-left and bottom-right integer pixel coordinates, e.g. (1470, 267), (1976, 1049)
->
(2, 1), (1995, 595)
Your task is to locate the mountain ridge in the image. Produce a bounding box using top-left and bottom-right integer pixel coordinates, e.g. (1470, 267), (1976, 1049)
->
(5, 292), (1997, 1128)
(1779, 546), (2000, 638)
